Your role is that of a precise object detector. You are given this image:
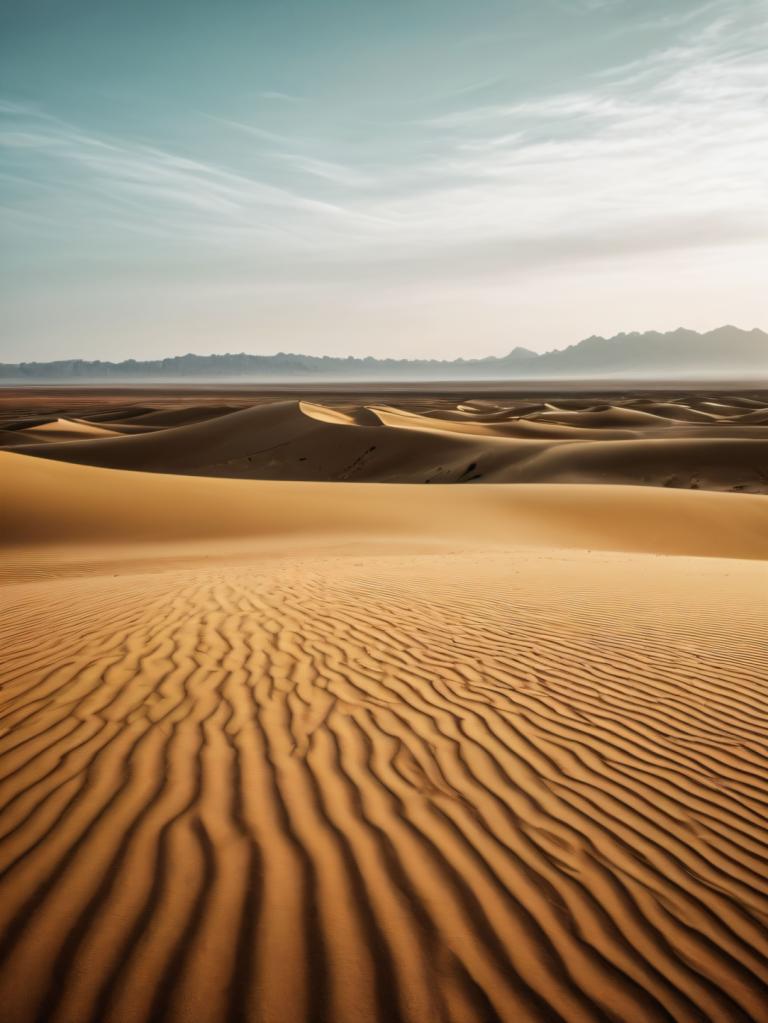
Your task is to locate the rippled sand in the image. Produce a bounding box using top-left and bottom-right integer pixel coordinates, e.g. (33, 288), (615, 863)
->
(1, 395), (767, 1022)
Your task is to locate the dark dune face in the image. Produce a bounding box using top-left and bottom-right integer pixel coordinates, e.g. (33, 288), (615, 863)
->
(2, 386), (768, 491)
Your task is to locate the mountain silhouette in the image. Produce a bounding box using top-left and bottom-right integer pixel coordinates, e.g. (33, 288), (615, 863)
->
(1, 327), (765, 381)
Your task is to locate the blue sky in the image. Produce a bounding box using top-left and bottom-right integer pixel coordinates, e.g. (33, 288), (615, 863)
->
(1, 0), (766, 360)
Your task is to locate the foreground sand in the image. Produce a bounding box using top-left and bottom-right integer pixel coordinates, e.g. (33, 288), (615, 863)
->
(1, 452), (768, 1022)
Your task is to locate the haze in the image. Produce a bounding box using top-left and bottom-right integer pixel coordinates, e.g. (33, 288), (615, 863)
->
(2, 0), (767, 362)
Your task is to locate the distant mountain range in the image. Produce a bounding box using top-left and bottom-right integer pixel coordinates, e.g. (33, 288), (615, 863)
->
(1, 327), (766, 381)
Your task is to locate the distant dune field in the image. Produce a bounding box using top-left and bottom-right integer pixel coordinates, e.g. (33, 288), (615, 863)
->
(1, 388), (767, 1023)
(3, 388), (768, 491)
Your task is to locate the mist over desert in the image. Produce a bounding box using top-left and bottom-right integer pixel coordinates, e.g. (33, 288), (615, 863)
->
(1, 385), (767, 1023)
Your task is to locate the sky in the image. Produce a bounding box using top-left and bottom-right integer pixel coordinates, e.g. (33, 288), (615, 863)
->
(1, 0), (767, 362)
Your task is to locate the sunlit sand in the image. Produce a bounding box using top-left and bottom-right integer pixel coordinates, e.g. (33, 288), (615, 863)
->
(1, 389), (767, 1022)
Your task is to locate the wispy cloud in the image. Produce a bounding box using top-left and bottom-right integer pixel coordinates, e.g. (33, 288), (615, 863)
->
(2, 0), (766, 275)
(209, 116), (375, 187)
(0, 104), (369, 250)
(556, 0), (627, 12)
(375, 1), (768, 254)
(258, 91), (304, 103)
(270, 153), (375, 188)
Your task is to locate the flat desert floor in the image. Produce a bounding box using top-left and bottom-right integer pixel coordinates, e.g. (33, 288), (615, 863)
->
(1, 388), (767, 1023)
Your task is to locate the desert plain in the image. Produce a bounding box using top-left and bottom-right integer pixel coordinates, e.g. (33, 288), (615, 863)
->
(1, 385), (767, 1023)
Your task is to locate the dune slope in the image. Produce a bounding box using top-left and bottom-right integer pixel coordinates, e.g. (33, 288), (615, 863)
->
(2, 432), (768, 1023)
(6, 394), (768, 491)
(3, 451), (768, 559)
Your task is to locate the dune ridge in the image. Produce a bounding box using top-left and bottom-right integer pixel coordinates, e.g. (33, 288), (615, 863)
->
(3, 452), (768, 560)
(3, 391), (768, 491)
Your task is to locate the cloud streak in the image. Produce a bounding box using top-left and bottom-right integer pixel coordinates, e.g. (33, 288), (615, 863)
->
(4, 1), (765, 269)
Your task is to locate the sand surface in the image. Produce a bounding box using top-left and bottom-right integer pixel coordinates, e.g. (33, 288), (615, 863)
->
(2, 390), (768, 1022)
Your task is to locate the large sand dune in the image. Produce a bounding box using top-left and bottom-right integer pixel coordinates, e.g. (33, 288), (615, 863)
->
(3, 390), (768, 491)
(2, 388), (768, 1022)
(3, 451), (768, 558)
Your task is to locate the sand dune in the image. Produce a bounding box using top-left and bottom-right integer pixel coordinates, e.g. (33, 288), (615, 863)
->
(630, 402), (718, 422)
(506, 436), (768, 490)
(2, 388), (768, 1023)
(1, 476), (767, 1021)
(22, 418), (125, 442)
(0, 429), (47, 447)
(114, 404), (243, 427)
(5, 392), (768, 491)
(3, 451), (768, 559)
(301, 401), (384, 427)
(734, 409), (768, 425)
(6, 401), (519, 483)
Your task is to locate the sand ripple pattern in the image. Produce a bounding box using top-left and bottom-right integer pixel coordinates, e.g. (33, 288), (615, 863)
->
(1, 551), (767, 1022)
